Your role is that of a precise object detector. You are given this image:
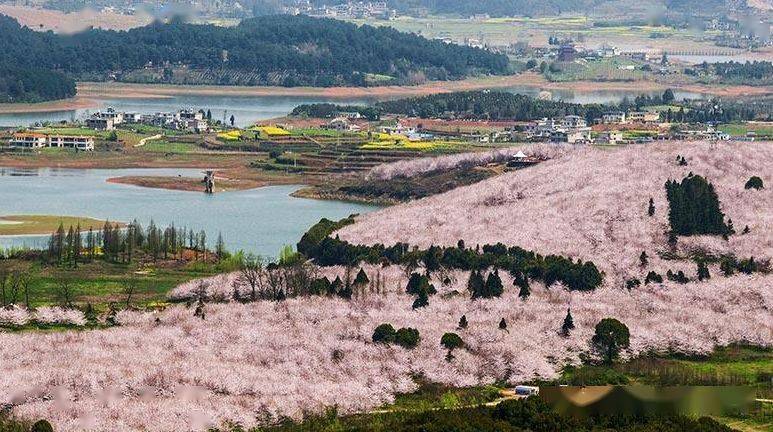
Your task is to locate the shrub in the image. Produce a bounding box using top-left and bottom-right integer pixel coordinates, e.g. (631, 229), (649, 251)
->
(441, 332), (464, 350)
(395, 327), (420, 349)
(644, 271), (663, 284)
(412, 291), (429, 310)
(625, 278), (641, 289)
(372, 323), (396, 344)
(406, 272), (436, 296)
(31, 420), (54, 432)
(744, 176), (764, 190)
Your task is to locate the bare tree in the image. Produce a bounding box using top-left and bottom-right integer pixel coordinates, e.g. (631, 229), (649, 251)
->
(123, 275), (138, 309)
(235, 254), (265, 301)
(0, 265), (9, 306)
(54, 276), (75, 308)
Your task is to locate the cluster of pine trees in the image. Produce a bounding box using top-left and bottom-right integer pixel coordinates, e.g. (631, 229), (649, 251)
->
(47, 220), (225, 266)
(665, 174), (730, 236)
(299, 219), (603, 292)
(374, 90), (605, 121)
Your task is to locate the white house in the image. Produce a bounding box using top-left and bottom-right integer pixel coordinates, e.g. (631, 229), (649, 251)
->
(600, 112), (627, 125)
(48, 135), (95, 150)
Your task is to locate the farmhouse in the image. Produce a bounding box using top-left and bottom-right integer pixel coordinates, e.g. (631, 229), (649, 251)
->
(600, 112), (627, 125)
(627, 111), (661, 123)
(326, 117), (361, 132)
(8, 132), (48, 149)
(86, 117), (114, 131)
(596, 131), (624, 145)
(93, 107), (124, 125)
(551, 128), (592, 144)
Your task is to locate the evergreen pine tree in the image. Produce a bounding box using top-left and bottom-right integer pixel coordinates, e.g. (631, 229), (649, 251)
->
(697, 261), (710, 281)
(458, 315), (468, 329)
(354, 268), (370, 286)
(515, 272), (530, 300)
(498, 318), (508, 331)
(561, 308), (575, 336)
(639, 251), (648, 267)
(467, 270), (485, 299)
(648, 198), (655, 216)
(73, 224), (82, 268)
(484, 270), (504, 298)
(412, 290), (429, 309)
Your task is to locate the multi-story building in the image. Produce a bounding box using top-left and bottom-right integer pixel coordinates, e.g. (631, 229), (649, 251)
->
(600, 112), (627, 125)
(627, 111), (661, 123)
(8, 133), (94, 150)
(48, 135), (95, 150)
(9, 132), (48, 149)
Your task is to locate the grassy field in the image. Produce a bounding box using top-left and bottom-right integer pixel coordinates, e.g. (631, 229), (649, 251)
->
(718, 123), (773, 137)
(557, 345), (772, 390)
(545, 57), (648, 82)
(0, 215), (116, 236)
(349, 15), (720, 53)
(384, 381), (502, 412)
(1, 257), (228, 310)
(140, 139), (201, 154)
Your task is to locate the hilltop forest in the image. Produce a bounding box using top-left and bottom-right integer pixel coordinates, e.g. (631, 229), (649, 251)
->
(0, 14), (509, 102)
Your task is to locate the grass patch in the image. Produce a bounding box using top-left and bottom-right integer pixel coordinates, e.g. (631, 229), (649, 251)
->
(0, 215), (117, 236)
(556, 345), (772, 388)
(718, 123), (773, 137)
(140, 140), (199, 154)
(2, 258), (224, 310)
(383, 381), (502, 412)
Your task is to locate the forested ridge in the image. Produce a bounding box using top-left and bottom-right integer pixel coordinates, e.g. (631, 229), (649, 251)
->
(0, 13), (508, 102)
(374, 90), (604, 120)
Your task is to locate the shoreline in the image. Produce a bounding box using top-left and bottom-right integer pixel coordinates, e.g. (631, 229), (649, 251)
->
(2, 74), (769, 115)
(0, 215), (125, 236)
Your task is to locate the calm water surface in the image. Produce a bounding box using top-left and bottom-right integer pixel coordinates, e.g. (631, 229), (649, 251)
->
(0, 167), (380, 257)
(0, 87), (713, 128)
(0, 94), (376, 128)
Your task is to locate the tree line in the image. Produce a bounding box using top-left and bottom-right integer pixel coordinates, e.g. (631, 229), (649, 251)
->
(0, 14), (508, 92)
(47, 219), (226, 267)
(297, 218), (603, 292)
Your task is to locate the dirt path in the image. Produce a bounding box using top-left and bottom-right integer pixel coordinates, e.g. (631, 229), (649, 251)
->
(135, 134), (163, 148)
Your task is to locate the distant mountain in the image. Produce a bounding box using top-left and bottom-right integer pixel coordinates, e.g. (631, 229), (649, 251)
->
(0, 13), (509, 101)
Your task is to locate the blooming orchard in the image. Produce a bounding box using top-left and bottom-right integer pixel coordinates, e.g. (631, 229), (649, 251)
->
(1, 141), (770, 432)
(341, 140), (772, 288)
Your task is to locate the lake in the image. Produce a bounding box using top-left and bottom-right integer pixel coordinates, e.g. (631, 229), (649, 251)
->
(0, 167), (380, 257)
(0, 94), (377, 128)
(0, 87), (711, 128)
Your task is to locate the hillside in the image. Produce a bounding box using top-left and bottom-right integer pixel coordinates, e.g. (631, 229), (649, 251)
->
(338, 141), (772, 287)
(0, 13), (509, 101)
(1, 140), (770, 431)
